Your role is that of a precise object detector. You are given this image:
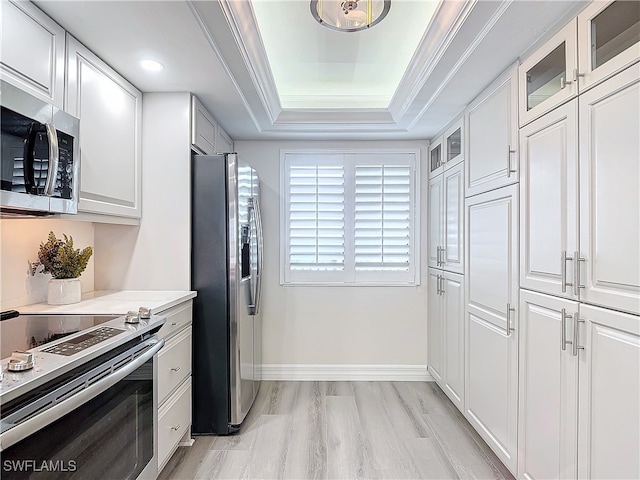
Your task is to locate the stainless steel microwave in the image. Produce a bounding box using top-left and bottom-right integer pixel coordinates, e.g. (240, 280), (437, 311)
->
(1, 81), (80, 216)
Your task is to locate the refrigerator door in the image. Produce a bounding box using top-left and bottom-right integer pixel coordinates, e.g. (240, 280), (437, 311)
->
(229, 155), (257, 427)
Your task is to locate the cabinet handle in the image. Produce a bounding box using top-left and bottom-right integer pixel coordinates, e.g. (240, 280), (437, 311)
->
(507, 145), (517, 177)
(572, 312), (584, 357)
(436, 246), (440, 266)
(436, 275), (441, 295)
(171, 366), (181, 372)
(561, 308), (573, 351)
(440, 276), (445, 295)
(506, 303), (516, 336)
(573, 251), (586, 297)
(171, 424), (181, 431)
(440, 247), (445, 266)
(171, 322), (182, 327)
(561, 251), (574, 293)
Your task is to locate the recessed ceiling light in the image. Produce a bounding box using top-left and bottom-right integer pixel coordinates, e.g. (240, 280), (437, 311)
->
(140, 59), (164, 72)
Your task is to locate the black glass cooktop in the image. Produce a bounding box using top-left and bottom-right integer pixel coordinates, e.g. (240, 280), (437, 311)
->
(0, 312), (119, 360)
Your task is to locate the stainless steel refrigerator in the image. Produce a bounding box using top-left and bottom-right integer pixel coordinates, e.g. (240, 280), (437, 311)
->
(191, 153), (263, 434)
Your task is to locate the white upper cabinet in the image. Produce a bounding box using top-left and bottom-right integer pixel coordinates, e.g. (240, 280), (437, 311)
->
(0, 0), (65, 109)
(578, 65), (640, 315)
(518, 19), (578, 127)
(216, 125), (234, 153)
(444, 117), (464, 170)
(577, 0), (640, 92)
(578, 303), (640, 480)
(427, 174), (443, 269)
(428, 162), (464, 274)
(66, 35), (142, 219)
(465, 63), (519, 197)
(442, 163), (464, 274)
(520, 100), (579, 300)
(191, 95), (216, 155)
(428, 135), (444, 179)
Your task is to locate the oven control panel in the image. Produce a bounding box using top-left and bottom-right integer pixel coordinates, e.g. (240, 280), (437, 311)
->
(42, 327), (124, 356)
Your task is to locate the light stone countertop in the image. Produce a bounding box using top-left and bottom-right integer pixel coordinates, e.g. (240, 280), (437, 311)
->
(16, 290), (196, 315)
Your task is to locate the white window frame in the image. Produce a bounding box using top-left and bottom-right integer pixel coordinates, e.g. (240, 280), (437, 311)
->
(280, 148), (421, 286)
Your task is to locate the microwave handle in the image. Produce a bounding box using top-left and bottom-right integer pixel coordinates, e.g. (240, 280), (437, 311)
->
(44, 123), (59, 195)
(22, 123), (38, 194)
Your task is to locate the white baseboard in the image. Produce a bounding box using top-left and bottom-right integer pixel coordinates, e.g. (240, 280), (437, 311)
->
(259, 364), (433, 382)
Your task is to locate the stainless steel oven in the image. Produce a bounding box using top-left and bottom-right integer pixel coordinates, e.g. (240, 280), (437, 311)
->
(0, 335), (164, 480)
(0, 80), (79, 216)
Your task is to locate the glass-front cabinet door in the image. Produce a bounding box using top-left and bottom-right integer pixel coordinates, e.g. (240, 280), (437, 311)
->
(519, 19), (578, 127)
(428, 135), (444, 179)
(444, 118), (463, 170)
(578, 0), (640, 92)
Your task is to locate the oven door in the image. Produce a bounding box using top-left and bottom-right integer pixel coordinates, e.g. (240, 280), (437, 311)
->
(0, 337), (164, 480)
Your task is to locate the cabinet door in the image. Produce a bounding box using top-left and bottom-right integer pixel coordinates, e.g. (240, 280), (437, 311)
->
(66, 35), (142, 218)
(466, 184), (519, 332)
(443, 118), (464, 170)
(427, 175), (443, 269)
(465, 184), (519, 474)
(518, 19), (578, 127)
(428, 136), (444, 179)
(518, 290), (578, 480)
(520, 100), (579, 300)
(443, 162), (464, 274)
(579, 66), (640, 315)
(191, 95), (216, 155)
(465, 63), (519, 197)
(578, 303), (640, 480)
(0, 1), (65, 109)
(427, 268), (444, 384)
(578, 0), (640, 92)
(442, 271), (464, 411)
(216, 125), (234, 153)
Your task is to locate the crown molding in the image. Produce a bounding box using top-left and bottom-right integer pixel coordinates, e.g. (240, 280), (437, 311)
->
(186, 0), (263, 132)
(388, 0), (476, 121)
(218, 0), (282, 124)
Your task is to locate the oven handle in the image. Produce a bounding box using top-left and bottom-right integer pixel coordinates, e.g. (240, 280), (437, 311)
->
(0, 338), (164, 451)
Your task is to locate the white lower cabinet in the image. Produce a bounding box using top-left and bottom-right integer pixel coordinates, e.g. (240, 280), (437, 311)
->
(158, 379), (192, 471)
(518, 292), (640, 480)
(427, 268), (444, 384)
(577, 303), (640, 480)
(518, 289), (579, 480)
(428, 269), (465, 411)
(156, 300), (193, 474)
(465, 184), (519, 474)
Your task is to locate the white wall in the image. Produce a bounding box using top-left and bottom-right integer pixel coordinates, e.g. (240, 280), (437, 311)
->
(94, 93), (192, 291)
(236, 140), (429, 367)
(0, 219), (95, 310)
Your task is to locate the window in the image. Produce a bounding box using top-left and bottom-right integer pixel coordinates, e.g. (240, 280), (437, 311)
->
(281, 150), (420, 285)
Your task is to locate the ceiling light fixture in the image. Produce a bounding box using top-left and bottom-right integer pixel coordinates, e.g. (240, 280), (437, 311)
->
(310, 0), (390, 32)
(140, 59), (164, 72)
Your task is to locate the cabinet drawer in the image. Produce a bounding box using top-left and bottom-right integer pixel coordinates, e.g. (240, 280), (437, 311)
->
(158, 327), (191, 401)
(158, 378), (191, 470)
(157, 301), (192, 340)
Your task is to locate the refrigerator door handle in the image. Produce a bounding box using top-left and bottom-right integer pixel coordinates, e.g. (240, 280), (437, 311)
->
(253, 195), (264, 315)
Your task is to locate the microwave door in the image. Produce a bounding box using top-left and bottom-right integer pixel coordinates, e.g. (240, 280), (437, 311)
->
(0, 106), (51, 213)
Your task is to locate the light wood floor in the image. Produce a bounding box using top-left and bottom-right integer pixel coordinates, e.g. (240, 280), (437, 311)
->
(159, 381), (514, 480)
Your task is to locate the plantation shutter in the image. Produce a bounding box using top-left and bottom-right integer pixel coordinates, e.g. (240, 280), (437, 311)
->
(354, 161), (412, 275)
(287, 162), (345, 275)
(282, 151), (418, 285)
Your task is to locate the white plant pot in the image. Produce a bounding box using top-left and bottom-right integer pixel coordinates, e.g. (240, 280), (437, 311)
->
(47, 278), (82, 305)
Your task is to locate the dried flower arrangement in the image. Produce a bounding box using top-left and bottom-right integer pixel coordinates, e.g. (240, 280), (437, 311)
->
(36, 231), (93, 279)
